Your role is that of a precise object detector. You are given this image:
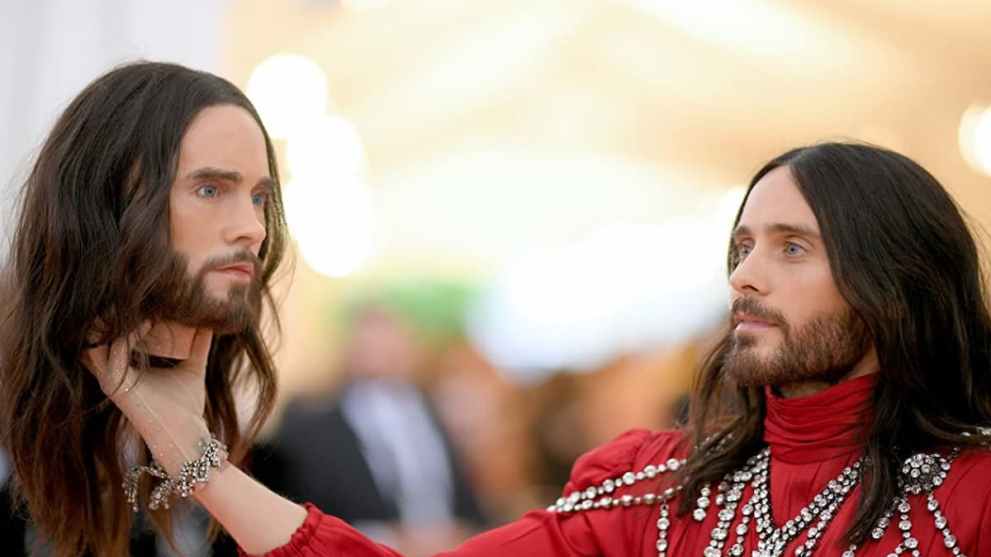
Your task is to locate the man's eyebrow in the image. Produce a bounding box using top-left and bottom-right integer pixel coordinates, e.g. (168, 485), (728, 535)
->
(185, 167), (242, 182)
(256, 176), (276, 190)
(185, 167), (274, 189)
(732, 224), (753, 240)
(767, 222), (820, 239)
(732, 223), (821, 239)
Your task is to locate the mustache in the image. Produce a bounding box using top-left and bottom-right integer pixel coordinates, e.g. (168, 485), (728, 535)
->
(200, 251), (263, 277)
(731, 297), (787, 328)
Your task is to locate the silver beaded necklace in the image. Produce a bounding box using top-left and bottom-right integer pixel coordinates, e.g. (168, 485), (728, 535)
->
(690, 447), (864, 557)
(549, 444), (975, 557)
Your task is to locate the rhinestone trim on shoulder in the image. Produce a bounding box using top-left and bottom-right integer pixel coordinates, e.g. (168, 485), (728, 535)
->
(547, 457), (687, 514)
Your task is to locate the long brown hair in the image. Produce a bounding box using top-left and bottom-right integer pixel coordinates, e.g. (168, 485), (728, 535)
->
(0, 61), (288, 556)
(677, 142), (991, 543)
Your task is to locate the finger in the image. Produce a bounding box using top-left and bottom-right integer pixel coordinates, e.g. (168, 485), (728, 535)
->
(85, 329), (102, 346)
(136, 320), (154, 341)
(186, 328), (214, 369)
(82, 343), (110, 376)
(85, 318), (108, 347)
(85, 320), (149, 365)
(83, 322), (152, 396)
(107, 334), (134, 377)
(129, 320), (154, 359)
(82, 342), (125, 397)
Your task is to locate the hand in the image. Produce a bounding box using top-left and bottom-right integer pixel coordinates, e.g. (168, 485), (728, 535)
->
(85, 325), (309, 554)
(82, 324), (214, 476)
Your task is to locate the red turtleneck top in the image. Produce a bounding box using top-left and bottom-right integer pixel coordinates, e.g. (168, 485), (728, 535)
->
(244, 375), (991, 556)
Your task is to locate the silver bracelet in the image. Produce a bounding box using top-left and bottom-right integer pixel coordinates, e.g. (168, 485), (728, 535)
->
(124, 436), (228, 512)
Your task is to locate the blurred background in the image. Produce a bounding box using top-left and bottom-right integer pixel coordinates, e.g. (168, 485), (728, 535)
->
(2, 0), (991, 555)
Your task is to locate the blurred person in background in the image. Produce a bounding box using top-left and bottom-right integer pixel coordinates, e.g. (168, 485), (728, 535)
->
(426, 337), (539, 522)
(528, 345), (699, 497)
(266, 304), (486, 556)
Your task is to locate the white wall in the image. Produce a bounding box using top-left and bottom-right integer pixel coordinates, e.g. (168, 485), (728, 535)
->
(0, 0), (228, 260)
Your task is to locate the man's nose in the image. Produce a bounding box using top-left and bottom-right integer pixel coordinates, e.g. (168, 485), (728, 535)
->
(729, 248), (767, 296)
(224, 195), (267, 252)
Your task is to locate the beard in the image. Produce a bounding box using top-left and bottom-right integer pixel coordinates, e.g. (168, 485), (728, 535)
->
(150, 250), (263, 335)
(723, 297), (872, 388)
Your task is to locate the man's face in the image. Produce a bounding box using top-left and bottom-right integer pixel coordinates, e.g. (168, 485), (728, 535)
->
(346, 308), (418, 379)
(164, 104), (272, 333)
(723, 166), (873, 390)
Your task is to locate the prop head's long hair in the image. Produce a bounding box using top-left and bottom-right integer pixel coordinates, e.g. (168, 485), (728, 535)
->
(678, 142), (991, 544)
(0, 61), (288, 557)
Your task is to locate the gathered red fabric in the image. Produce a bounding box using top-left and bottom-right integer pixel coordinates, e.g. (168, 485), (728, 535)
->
(763, 373), (876, 464)
(242, 375), (991, 556)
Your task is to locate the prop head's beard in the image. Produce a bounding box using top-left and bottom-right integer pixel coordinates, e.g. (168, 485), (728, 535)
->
(151, 251), (263, 335)
(723, 297), (872, 388)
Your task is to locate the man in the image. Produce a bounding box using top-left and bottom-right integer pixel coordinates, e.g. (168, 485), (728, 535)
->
(267, 304), (486, 555)
(5, 63), (990, 556)
(0, 61), (289, 556)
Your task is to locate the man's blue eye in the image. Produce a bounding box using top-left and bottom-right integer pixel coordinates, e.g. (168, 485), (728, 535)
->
(196, 185), (219, 198)
(785, 243), (804, 256)
(251, 192), (268, 206)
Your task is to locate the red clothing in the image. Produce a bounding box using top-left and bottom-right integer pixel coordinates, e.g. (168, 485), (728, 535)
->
(245, 375), (991, 556)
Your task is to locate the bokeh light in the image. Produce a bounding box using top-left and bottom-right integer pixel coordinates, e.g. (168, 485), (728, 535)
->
(960, 105), (991, 177)
(246, 54), (328, 140)
(284, 177), (376, 278)
(287, 114), (367, 181)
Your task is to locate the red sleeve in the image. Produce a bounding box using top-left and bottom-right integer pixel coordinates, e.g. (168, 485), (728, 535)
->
(237, 504), (404, 557)
(978, 487), (991, 557)
(939, 449), (991, 556)
(240, 429), (681, 557)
